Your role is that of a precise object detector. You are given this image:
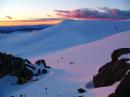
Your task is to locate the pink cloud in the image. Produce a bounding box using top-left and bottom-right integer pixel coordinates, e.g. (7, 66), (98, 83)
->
(55, 8), (130, 20)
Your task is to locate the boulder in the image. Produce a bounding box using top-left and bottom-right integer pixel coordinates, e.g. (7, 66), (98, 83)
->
(108, 72), (130, 97)
(93, 58), (130, 88)
(77, 88), (86, 93)
(111, 48), (130, 62)
(35, 59), (51, 68)
(35, 59), (46, 65)
(10, 57), (25, 76)
(108, 93), (116, 97)
(42, 69), (48, 74)
(25, 59), (32, 64)
(0, 52), (33, 84)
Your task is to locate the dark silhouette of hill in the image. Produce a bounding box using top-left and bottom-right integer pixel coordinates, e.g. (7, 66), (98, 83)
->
(0, 24), (54, 33)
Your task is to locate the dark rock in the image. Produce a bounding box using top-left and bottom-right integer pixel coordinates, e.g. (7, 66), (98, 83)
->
(93, 58), (130, 88)
(0, 52), (33, 84)
(42, 69), (48, 74)
(35, 59), (47, 67)
(35, 59), (46, 65)
(60, 57), (63, 59)
(108, 93), (116, 97)
(25, 59), (32, 64)
(20, 94), (23, 97)
(111, 48), (130, 62)
(26, 64), (36, 71)
(108, 72), (130, 97)
(17, 77), (28, 84)
(35, 59), (51, 68)
(44, 65), (51, 69)
(69, 61), (74, 64)
(79, 96), (83, 97)
(77, 88), (86, 93)
(10, 57), (25, 76)
(20, 67), (33, 79)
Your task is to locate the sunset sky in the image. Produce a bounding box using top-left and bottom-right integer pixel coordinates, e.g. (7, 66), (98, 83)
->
(0, 0), (130, 26)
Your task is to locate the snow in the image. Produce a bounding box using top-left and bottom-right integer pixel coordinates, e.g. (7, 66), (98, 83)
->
(0, 69), (90, 97)
(0, 20), (130, 58)
(0, 20), (130, 97)
(42, 30), (130, 97)
(0, 24), (53, 33)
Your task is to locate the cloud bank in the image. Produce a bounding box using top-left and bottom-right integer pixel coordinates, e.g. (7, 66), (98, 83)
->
(55, 8), (130, 20)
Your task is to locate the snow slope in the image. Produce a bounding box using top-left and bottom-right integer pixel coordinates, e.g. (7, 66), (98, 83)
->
(38, 30), (130, 97)
(0, 20), (130, 58)
(0, 30), (130, 97)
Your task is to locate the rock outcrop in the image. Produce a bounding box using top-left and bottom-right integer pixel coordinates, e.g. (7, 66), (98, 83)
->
(93, 58), (130, 87)
(0, 52), (33, 84)
(35, 59), (51, 68)
(93, 48), (130, 88)
(108, 72), (130, 97)
(111, 48), (130, 62)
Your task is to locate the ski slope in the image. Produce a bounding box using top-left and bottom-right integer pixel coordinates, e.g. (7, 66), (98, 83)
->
(0, 20), (130, 58)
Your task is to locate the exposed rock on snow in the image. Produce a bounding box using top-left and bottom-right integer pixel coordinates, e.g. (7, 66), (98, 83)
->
(35, 59), (51, 68)
(93, 48), (130, 88)
(108, 71), (130, 97)
(0, 52), (33, 84)
(93, 58), (130, 88)
(77, 88), (86, 93)
(111, 48), (130, 62)
(0, 52), (50, 84)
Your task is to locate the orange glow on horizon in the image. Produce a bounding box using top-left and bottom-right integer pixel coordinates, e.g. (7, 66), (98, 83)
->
(0, 20), (62, 26)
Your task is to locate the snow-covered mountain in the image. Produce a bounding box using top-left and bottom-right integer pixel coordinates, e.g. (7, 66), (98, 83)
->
(0, 20), (130, 58)
(1, 30), (130, 97)
(0, 20), (130, 97)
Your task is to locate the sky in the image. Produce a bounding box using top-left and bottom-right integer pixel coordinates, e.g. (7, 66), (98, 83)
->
(0, 0), (130, 26)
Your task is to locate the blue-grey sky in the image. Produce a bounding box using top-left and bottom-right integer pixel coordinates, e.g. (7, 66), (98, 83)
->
(0, 0), (130, 21)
